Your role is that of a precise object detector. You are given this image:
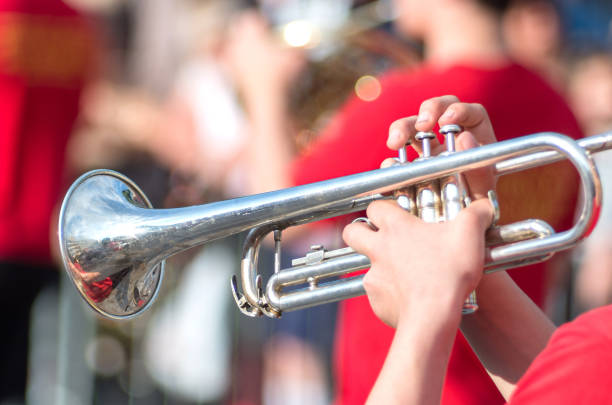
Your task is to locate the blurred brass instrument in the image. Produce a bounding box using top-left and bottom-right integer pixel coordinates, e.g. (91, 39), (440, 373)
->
(276, 0), (419, 142)
(59, 130), (611, 320)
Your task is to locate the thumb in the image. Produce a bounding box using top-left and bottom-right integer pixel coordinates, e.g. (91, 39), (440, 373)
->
(457, 131), (496, 200)
(459, 198), (496, 233)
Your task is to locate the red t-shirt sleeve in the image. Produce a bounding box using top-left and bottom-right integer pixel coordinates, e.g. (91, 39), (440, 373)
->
(509, 305), (612, 404)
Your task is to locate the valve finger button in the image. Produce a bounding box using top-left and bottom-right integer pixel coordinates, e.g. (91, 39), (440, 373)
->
(398, 145), (408, 163)
(399, 139), (412, 163)
(415, 131), (436, 158)
(440, 124), (462, 153)
(439, 124), (462, 134)
(393, 142), (411, 166)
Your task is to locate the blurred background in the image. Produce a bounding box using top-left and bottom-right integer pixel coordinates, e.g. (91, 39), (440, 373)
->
(0, 0), (611, 404)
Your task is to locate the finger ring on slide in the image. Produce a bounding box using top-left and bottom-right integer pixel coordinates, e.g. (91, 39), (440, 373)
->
(352, 217), (379, 231)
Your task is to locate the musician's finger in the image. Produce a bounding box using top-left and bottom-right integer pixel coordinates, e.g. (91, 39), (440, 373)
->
(430, 143), (449, 157)
(388, 116), (417, 150)
(380, 158), (397, 169)
(342, 221), (377, 255)
(388, 116), (441, 158)
(438, 102), (496, 145)
(457, 198), (496, 233)
(366, 200), (418, 230)
(410, 133), (443, 159)
(456, 131), (496, 200)
(415, 95), (461, 132)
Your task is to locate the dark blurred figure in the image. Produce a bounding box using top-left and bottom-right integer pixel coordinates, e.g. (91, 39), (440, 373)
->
(557, 0), (612, 52)
(0, 0), (95, 402)
(502, 0), (566, 89)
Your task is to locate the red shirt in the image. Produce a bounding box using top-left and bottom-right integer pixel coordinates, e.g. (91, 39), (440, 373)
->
(0, 0), (94, 263)
(509, 305), (612, 404)
(291, 63), (583, 405)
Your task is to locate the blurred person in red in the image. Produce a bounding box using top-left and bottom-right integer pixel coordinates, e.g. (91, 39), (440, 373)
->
(502, 0), (566, 90)
(225, 1), (583, 404)
(0, 0), (95, 401)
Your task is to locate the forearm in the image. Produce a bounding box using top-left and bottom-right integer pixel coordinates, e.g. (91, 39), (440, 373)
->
(242, 82), (296, 194)
(460, 271), (555, 399)
(368, 305), (461, 405)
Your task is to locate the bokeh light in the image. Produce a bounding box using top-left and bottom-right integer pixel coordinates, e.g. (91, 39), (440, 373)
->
(354, 75), (382, 101)
(282, 20), (321, 48)
(85, 335), (126, 377)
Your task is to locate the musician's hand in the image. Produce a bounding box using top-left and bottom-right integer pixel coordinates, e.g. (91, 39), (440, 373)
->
(223, 11), (306, 99)
(343, 199), (493, 328)
(350, 96), (498, 327)
(387, 95), (497, 151)
(384, 96), (496, 200)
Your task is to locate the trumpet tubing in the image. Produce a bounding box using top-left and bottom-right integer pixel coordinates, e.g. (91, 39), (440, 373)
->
(58, 131), (612, 320)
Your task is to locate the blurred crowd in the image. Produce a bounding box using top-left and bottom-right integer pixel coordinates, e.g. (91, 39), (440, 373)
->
(0, 0), (611, 404)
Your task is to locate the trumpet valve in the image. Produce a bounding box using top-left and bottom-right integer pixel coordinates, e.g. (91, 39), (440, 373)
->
(415, 131), (436, 158)
(440, 177), (464, 221)
(396, 188), (417, 214)
(394, 143), (418, 214)
(440, 124), (462, 154)
(416, 182), (441, 223)
(398, 142), (409, 163)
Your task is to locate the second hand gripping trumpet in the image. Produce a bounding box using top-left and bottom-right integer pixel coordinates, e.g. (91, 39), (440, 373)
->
(58, 128), (612, 320)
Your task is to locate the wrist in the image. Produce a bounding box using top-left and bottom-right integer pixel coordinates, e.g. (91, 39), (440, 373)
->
(399, 288), (466, 327)
(397, 295), (462, 336)
(384, 302), (461, 405)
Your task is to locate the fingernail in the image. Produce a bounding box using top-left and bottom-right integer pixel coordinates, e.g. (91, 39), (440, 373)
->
(416, 112), (430, 123)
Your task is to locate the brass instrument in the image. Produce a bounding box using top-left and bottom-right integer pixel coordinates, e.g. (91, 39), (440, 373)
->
(58, 130), (611, 320)
(276, 0), (418, 141)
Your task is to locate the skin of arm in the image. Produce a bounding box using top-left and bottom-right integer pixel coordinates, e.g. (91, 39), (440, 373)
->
(372, 300), (462, 405)
(402, 97), (556, 399)
(343, 197), (494, 405)
(346, 96), (557, 403)
(343, 100), (496, 403)
(223, 12), (339, 243)
(460, 272), (555, 400)
(223, 12), (305, 194)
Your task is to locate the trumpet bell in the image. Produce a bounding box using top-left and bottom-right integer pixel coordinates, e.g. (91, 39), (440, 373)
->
(58, 170), (164, 319)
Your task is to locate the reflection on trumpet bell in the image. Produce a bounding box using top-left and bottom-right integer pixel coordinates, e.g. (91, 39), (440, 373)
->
(59, 171), (165, 319)
(58, 131), (611, 320)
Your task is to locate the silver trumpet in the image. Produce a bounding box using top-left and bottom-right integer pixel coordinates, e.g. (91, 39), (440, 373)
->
(58, 130), (612, 320)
